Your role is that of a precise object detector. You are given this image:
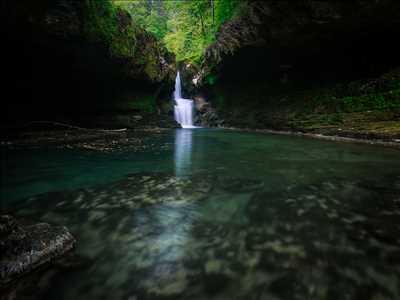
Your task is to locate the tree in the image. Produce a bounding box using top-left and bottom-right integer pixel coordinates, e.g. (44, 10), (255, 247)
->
(113, 0), (241, 63)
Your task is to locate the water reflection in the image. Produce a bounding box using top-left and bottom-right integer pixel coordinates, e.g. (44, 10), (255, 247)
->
(174, 129), (193, 176)
(127, 203), (198, 295)
(6, 129), (400, 300)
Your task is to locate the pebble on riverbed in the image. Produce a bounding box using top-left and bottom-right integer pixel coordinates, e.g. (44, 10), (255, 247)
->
(11, 172), (400, 299)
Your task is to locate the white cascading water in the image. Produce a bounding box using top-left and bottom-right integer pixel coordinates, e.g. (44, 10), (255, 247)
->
(174, 72), (196, 128)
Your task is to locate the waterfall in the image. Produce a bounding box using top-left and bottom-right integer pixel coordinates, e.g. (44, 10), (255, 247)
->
(174, 72), (196, 128)
(174, 71), (182, 100)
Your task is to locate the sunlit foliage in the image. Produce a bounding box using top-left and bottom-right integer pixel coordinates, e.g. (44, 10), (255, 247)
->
(113, 0), (241, 62)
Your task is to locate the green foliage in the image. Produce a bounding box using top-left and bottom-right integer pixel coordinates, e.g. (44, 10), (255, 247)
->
(147, 10), (168, 40)
(81, 0), (170, 112)
(113, 0), (241, 63)
(130, 95), (157, 113)
(209, 68), (400, 132)
(214, 0), (241, 29)
(83, 0), (118, 43)
(341, 89), (400, 112)
(83, 0), (138, 58)
(109, 12), (138, 58)
(102, 94), (157, 113)
(113, 0), (167, 40)
(206, 74), (218, 85)
(300, 75), (400, 113)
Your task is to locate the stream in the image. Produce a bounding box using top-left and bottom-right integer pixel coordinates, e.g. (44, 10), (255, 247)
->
(1, 129), (400, 299)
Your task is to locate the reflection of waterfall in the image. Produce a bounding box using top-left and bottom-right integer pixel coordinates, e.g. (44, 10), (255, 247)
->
(174, 72), (195, 128)
(174, 129), (193, 176)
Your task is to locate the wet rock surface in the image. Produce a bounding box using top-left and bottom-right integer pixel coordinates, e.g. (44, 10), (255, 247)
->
(0, 129), (172, 153)
(0, 215), (75, 288)
(12, 171), (400, 300)
(194, 96), (223, 128)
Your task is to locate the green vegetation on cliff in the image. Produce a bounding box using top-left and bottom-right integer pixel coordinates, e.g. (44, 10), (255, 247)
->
(74, 0), (176, 116)
(83, 0), (119, 44)
(82, 0), (173, 82)
(2, 0), (177, 122)
(113, 0), (241, 63)
(212, 68), (400, 138)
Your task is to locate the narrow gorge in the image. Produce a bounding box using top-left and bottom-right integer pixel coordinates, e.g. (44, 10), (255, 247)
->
(1, 1), (400, 300)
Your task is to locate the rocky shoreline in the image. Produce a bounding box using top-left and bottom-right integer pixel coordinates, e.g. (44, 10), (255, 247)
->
(223, 127), (400, 149)
(2, 124), (400, 154)
(0, 128), (172, 153)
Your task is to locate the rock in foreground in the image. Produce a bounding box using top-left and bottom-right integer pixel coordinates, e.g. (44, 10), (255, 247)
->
(0, 215), (75, 287)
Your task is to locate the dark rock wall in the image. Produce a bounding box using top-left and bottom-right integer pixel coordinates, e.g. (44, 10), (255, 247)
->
(1, 0), (176, 128)
(197, 0), (400, 129)
(202, 0), (400, 89)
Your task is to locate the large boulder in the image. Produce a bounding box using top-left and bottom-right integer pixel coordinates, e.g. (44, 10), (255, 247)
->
(0, 215), (75, 287)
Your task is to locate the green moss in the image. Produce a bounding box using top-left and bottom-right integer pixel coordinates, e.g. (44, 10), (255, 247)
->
(80, 0), (171, 84)
(211, 68), (400, 137)
(83, 0), (140, 59)
(102, 95), (157, 113)
(143, 47), (161, 81)
(206, 74), (218, 85)
(83, 0), (118, 43)
(340, 89), (400, 112)
(288, 111), (400, 137)
(129, 96), (157, 113)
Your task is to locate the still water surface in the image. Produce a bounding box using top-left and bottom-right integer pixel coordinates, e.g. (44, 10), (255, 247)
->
(1, 129), (400, 299)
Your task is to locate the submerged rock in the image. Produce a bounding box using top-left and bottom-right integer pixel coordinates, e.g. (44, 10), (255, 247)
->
(11, 172), (400, 299)
(216, 176), (264, 193)
(0, 215), (75, 287)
